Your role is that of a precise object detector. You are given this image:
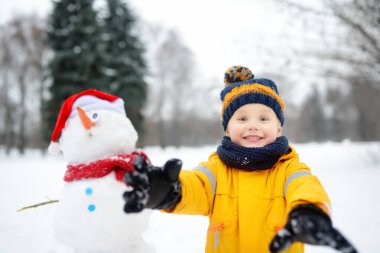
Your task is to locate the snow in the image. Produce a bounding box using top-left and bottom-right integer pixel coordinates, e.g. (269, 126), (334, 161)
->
(1, 142), (379, 253)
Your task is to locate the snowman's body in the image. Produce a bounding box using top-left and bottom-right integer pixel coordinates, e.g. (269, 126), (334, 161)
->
(55, 172), (152, 252)
(52, 96), (154, 253)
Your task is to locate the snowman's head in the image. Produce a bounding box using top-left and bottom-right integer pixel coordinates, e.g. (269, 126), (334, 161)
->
(48, 89), (138, 164)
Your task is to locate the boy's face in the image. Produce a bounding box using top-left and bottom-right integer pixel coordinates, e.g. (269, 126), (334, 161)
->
(226, 103), (282, 148)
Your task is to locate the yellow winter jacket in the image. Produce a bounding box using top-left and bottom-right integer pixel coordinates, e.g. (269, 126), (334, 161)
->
(165, 146), (331, 253)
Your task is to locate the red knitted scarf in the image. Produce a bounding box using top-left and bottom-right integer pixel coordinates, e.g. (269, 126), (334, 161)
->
(64, 151), (149, 183)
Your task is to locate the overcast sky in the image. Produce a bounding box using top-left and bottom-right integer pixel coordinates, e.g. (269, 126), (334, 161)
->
(129, 0), (295, 78)
(1, 0), (297, 79)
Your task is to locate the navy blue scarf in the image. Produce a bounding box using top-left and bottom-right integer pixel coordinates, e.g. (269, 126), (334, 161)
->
(217, 136), (290, 171)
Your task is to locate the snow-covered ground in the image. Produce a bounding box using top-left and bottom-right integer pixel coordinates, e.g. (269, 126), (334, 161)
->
(0, 142), (379, 253)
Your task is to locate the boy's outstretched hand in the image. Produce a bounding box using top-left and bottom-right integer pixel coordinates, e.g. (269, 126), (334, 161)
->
(269, 205), (358, 253)
(123, 155), (182, 213)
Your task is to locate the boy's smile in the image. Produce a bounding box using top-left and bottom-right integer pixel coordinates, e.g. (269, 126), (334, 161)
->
(226, 103), (282, 148)
(243, 134), (263, 142)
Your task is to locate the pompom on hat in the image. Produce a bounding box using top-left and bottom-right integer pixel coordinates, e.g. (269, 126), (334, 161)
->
(48, 89), (126, 155)
(220, 66), (286, 130)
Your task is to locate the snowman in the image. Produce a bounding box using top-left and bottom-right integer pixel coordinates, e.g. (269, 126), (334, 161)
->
(48, 89), (154, 253)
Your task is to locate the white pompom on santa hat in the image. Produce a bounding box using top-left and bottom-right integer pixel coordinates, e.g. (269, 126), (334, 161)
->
(48, 89), (126, 155)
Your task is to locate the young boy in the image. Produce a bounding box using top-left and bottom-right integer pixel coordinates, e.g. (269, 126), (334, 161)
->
(123, 66), (357, 253)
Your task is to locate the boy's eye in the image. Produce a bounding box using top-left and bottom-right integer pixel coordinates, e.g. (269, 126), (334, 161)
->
(259, 116), (269, 121)
(238, 116), (248, 121)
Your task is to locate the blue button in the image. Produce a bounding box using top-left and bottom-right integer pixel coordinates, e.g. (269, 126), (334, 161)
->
(85, 188), (93, 195)
(88, 204), (96, 212)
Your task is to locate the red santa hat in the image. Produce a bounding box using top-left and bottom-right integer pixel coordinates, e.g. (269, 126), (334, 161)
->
(48, 89), (126, 155)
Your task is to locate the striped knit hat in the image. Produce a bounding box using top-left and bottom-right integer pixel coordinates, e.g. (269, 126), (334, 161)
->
(220, 66), (286, 130)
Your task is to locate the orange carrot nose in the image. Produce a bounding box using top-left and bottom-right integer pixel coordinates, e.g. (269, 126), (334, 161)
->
(77, 107), (94, 130)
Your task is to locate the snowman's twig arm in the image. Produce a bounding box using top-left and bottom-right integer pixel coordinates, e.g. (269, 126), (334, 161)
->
(17, 200), (59, 212)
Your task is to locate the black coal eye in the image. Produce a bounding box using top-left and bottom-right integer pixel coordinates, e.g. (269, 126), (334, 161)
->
(91, 112), (100, 122)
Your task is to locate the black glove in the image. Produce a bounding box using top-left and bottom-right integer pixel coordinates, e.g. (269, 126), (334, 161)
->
(270, 204), (358, 253)
(123, 155), (182, 213)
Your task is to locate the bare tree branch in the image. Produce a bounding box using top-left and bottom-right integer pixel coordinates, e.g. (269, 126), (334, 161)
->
(328, 1), (380, 58)
(17, 199), (59, 212)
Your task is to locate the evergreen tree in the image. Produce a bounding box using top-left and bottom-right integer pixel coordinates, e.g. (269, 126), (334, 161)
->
(44, 0), (107, 141)
(103, 0), (147, 138)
